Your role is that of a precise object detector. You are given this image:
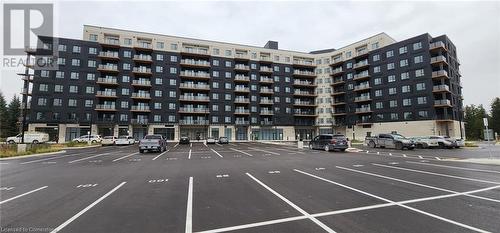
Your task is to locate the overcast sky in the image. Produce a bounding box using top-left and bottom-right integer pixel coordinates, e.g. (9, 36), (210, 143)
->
(1, 0), (499, 110)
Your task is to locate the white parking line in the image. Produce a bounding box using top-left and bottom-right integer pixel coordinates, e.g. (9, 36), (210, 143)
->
(406, 161), (500, 174)
(20, 153), (80, 164)
(188, 149), (192, 159)
(215, 143), (223, 147)
(294, 169), (490, 233)
(246, 173), (336, 233)
(336, 166), (500, 203)
(112, 152), (139, 162)
(50, 182), (126, 233)
(152, 149), (169, 161)
(210, 148), (223, 158)
(185, 177), (193, 233)
(373, 163), (500, 185)
(247, 147), (280, 155)
(174, 143), (179, 148)
(274, 148), (305, 154)
(229, 148), (253, 157)
(0, 186), (48, 205)
(68, 153), (110, 164)
(190, 143), (192, 148)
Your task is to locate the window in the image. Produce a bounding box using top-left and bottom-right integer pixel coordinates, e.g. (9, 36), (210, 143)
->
(387, 63), (395, 70)
(212, 71), (219, 77)
(53, 98), (62, 106)
(171, 43), (178, 50)
(388, 75), (396, 82)
(155, 66), (163, 73)
(413, 42), (422, 50)
(69, 85), (78, 93)
(401, 72), (410, 80)
(225, 61), (231, 67)
(416, 82), (426, 91)
(417, 96), (427, 104)
(225, 105), (231, 111)
(372, 42), (379, 49)
(121, 101), (128, 108)
(70, 72), (79, 80)
(373, 54), (380, 62)
(68, 99), (77, 107)
(58, 44), (66, 52)
(122, 75), (130, 83)
(375, 89), (383, 97)
(57, 58), (65, 65)
(285, 67), (291, 72)
(123, 63), (130, 70)
(274, 66), (280, 72)
(169, 91), (176, 97)
(399, 59), (408, 67)
(41, 70), (49, 77)
(212, 105), (219, 111)
(54, 85), (63, 93)
(390, 113), (399, 120)
(168, 115), (175, 122)
(86, 73), (95, 81)
(170, 56), (177, 62)
(85, 86), (94, 94)
(403, 98), (412, 106)
(402, 85), (411, 93)
(374, 78), (382, 85)
(212, 93), (219, 100)
(346, 62), (352, 69)
(346, 51), (352, 58)
(225, 83), (231, 89)
(154, 103), (162, 109)
(213, 48), (219, 55)
(156, 42), (164, 49)
(374, 66), (381, 73)
(85, 100), (93, 108)
(418, 110), (428, 118)
(376, 102), (384, 109)
(156, 90), (163, 97)
(124, 38), (132, 45)
(123, 51), (131, 58)
(213, 59), (219, 66)
(414, 55), (423, 64)
(388, 87), (397, 95)
(212, 82), (219, 89)
(404, 112), (413, 120)
(39, 84), (48, 92)
(169, 67), (177, 74)
(71, 59), (80, 66)
(154, 115), (161, 122)
(72, 46), (81, 53)
(169, 103), (176, 110)
(37, 98), (47, 106)
(56, 71), (64, 79)
(88, 60), (96, 68)
(121, 88), (129, 95)
(386, 50), (394, 58)
(399, 46), (408, 54)
(225, 72), (231, 78)
(415, 69), (425, 77)
(88, 47), (97, 55)
(156, 54), (164, 61)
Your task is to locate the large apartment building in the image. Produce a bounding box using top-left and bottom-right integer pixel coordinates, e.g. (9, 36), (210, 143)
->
(19, 25), (464, 142)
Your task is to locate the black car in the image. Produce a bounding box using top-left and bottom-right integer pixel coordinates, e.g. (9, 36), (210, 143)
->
(179, 136), (190, 144)
(218, 137), (229, 144)
(309, 134), (348, 152)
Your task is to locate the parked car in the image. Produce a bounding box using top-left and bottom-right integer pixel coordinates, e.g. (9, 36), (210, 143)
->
(180, 136), (190, 144)
(206, 137), (216, 144)
(101, 136), (117, 146)
(7, 132), (49, 144)
(435, 136), (458, 149)
(365, 133), (415, 150)
(72, 135), (102, 143)
(139, 134), (167, 153)
(410, 136), (439, 149)
(116, 136), (135, 145)
(455, 138), (465, 148)
(218, 137), (229, 144)
(309, 134), (348, 152)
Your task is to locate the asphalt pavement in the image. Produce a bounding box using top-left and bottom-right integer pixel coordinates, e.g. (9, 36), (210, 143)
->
(1, 141), (499, 233)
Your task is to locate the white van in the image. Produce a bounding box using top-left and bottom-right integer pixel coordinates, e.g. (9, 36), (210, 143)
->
(7, 132), (50, 144)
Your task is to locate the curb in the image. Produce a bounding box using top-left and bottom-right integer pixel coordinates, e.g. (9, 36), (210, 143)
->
(0, 150), (66, 161)
(62, 145), (102, 150)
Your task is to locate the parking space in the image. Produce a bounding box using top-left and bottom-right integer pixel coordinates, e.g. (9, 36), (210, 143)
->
(1, 141), (499, 233)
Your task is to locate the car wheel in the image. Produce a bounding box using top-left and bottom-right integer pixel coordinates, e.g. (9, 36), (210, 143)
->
(368, 141), (376, 148)
(339, 148), (346, 152)
(438, 142), (445, 149)
(324, 145), (330, 152)
(32, 140), (39, 144)
(91, 140), (97, 144)
(308, 144), (313, 149)
(139, 149), (144, 153)
(8, 140), (16, 144)
(395, 142), (403, 150)
(408, 147), (415, 150)
(416, 144), (423, 149)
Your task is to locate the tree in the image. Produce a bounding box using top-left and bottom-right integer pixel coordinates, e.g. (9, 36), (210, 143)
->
(6, 95), (21, 136)
(491, 97), (500, 137)
(464, 104), (488, 140)
(0, 91), (8, 138)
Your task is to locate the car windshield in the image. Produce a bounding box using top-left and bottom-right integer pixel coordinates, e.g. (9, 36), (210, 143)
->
(144, 135), (161, 139)
(118, 136), (128, 139)
(392, 134), (407, 139)
(103, 136), (114, 139)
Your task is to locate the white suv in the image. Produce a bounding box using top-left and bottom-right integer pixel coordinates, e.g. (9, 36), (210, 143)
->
(72, 135), (102, 143)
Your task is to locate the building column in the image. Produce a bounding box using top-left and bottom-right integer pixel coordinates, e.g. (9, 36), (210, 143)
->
(58, 124), (67, 143)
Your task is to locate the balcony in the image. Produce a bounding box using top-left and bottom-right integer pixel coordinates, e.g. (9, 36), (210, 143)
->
(178, 108), (209, 114)
(331, 90), (346, 96)
(134, 42), (152, 51)
(97, 64), (119, 73)
(259, 77), (274, 84)
(433, 85), (451, 93)
(259, 56), (272, 63)
(235, 120), (250, 125)
(331, 78), (345, 86)
(98, 51), (120, 61)
(355, 107), (372, 114)
(435, 114), (454, 122)
(259, 67), (273, 73)
(294, 111), (317, 117)
(179, 120), (209, 125)
(431, 55), (448, 66)
(259, 99), (274, 105)
(97, 77), (119, 86)
(332, 101), (346, 106)
(181, 47), (210, 57)
(293, 80), (316, 87)
(434, 99), (452, 107)
(432, 70), (449, 79)
(293, 70), (316, 78)
(131, 105), (151, 112)
(357, 119), (373, 125)
(292, 60), (315, 68)
(354, 84), (371, 91)
(234, 98), (250, 104)
(293, 91), (316, 97)
(354, 95), (372, 102)
(331, 68), (344, 76)
(20, 102), (31, 109)
(353, 50), (369, 58)
(234, 64), (250, 71)
(330, 57), (344, 67)
(429, 41), (447, 51)
(96, 91), (117, 98)
(260, 88), (274, 94)
(179, 95), (210, 102)
(95, 104), (116, 112)
(100, 38), (120, 48)
(234, 109), (250, 115)
(294, 101), (316, 107)
(179, 83), (210, 90)
(234, 75), (250, 82)
(353, 61), (369, 70)
(180, 59), (210, 68)
(332, 111), (347, 116)
(131, 80), (152, 88)
(20, 74), (34, 82)
(20, 88), (31, 96)
(234, 53), (250, 60)
(131, 119), (149, 125)
(260, 110), (274, 115)
(131, 93), (151, 100)
(132, 67), (152, 76)
(234, 87), (250, 93)
(96, 117), (116, 123)
(353, 72), (370, 81)
(261, 121), (273, 126)
(179, 71), (210, 80)
(133, 54), (153, 63)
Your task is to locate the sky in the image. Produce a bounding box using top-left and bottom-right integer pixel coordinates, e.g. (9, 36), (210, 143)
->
(1, 0), (499, 110)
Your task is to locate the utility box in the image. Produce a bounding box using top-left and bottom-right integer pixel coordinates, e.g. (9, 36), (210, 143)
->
(17, 144), (27, 153)
(297, 140), (303, 149)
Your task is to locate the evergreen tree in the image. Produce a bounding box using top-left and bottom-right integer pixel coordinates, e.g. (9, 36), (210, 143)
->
(464, 104), (488, 140)
(6, 95), (21, 136)
(490, 97), (500, 137)
(0, 92), (8, 138)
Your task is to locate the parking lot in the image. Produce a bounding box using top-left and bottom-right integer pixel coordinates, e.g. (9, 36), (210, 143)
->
(1, 142), (499, 233)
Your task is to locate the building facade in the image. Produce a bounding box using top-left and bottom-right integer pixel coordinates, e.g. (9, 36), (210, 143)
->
(20, 25), (464, 142)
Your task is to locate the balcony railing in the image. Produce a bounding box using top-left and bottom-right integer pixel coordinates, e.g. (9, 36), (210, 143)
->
(434, 99), (451, 106)
(259, 77), (274, 83)
(431, 55), (447, 64)
(293, 80), (314, 86)
(355, 107), (372, 113)
(132, 67), (152, 74)
(260, 110), (274, 115)
(131, 106), (151, 111)
(433, 85), (450, 92)
(259, 56), (272, 62)
(235, 120), (250, 125)
(261, 121), (273, 125)
(180, 71), (210, 78)
(294, 111), (316, 116)
(182, 47), (209, 55)
(293, 70), (315, 76)
(354, 84), (370, 90)
(136, 42), (152, 50)
(332, 68), (343, 75)
(96, 91), (117, 97)
(234, 98), (250, 103)
(259, 67), (273, 72)
(179, 120), (209, 125)
(234, 109), (250, 114)
(97, 77), (118, 85)
(294, 91), (315, 96)
(179, 95), (210, 101)
(353, 73), (370, 80)
(293, 60), (314, 66)
(20, 88), (31, 95)
(179, 83), (210, 89)
(234, 64), (250, 70)
(355, 50), (368, 57)
(430, 41), (446, 50)
(260, 99), (274, 104)
(180, 59), (210, 67)
(132, 80), (152, 86)
(432, 70), (449, 79)
(234, 75), (250, 81)
(133, 54), (153, 62)
(260, 88), (274, 94)
(235, 53), (249, 60)
(354, 95), (371, 102)
(179, 107), (209, 113)
(102, 38), (120, 46)
(98, 51), (119, 59)
(353, 61), (369, 69)
(235, 87), (250, 92)
(131, 93), (151, 99)
(98, 64), (119, 72)
(131, 119), (148, 124)
(294, 101), (314, 106)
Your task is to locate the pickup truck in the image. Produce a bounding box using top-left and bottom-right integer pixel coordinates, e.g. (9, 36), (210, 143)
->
(7, 132), (49, 144)
(365, 133), (416, 150)
(139, 134), (167, 153)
